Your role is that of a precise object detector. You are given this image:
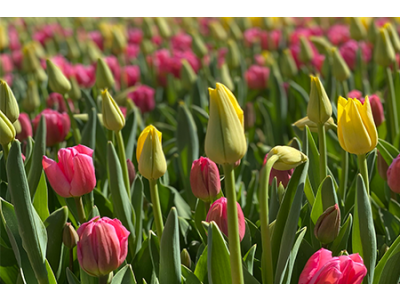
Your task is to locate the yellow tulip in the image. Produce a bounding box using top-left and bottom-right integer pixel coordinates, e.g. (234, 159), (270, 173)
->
(0, 110), (16, 146)
(337, 96), (378, 155)
(136, 125), (167, 180)
(267, 146), (308, 171)
(101, 89), (125, 132)
(205, 83), (247, 165)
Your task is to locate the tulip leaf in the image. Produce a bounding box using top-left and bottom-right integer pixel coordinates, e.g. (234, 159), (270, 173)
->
(131, 176), (143, 255)
(193, 245), (208, 283)
(367, 149), (377, 183)
(330, 214), (353, 256)
(45, 259), (57, 284)
(88, 205), (100, 219)
(352, 175), (377, 284)
(310, 176), (338, 224)
(131, 239), (152, 283)
(148, 231), (160, 279)
(81, 107), (97, 153)
(159, 183), (191, 220)
(66, 267), (81, 284)
(374, 234), (400, 283)
(377, 138), (399, 166)
(7, 141), (49, 284)
(283, 227), (307, 284)
(111, 264), (137, 284)
(194, 200), (207, 245)
(181, 265), (201, 284)
(32, 171), (50, 222)
(121, 109), (138, 162)
(159, 207), (181, 284)
(243, 244), (257, 275)
(207, 221), (232, 284)
(304, 126), (320, 193)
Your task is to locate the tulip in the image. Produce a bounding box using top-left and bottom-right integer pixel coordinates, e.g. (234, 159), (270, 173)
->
(337, 96), (378, 155)
(314, 204), (341, 244)
(307, 75), (332, 124)
(340, 40), (372, 71)
(374, 28), (395, 67)
(96, 58), (115, 90)
(0, 110), (16, 146)
(350, 17), (366, 41)
(121, 65), (140, 88)
(367, 20), (378, 43)
(33, 109), (70, 147)
(377, 151), (389, 181)
(63, 222), (79, 249)
(220, 63), (235, 92)
(299, 248), (367, 284)
(384, 23), (400, 53)
(245, 65), (270, 90)
(280, 49), (298, 78)
(127, 158), (136, 186)
(299, 36), (314, 63)
(263, 154), (293, 188)
(387, 155), (400, 194)
(155, 17), (171, 39)
(22, 80), (41, 113)
(22, 45), (41, 73)
(128, 85), (155, 114)
(266, 145), (308, 171)
(15, 113), (32, 141)
(0, 79), (19, 123)
(226, 39), (240, 69)
(42, 144), (96, 198)
(347, 89), (362, 100)
(111, 26), (127, 55)
(46, 59), (71, 95)
(46, 93), (75, 114)
(136, 125), (167, 180)
(101, 89), (125, 132)
(180, 59), (197, 90)
(359, 95), (385, 127)
(192, 34), (208, 58)
(292, 116), (336, 133)
(190, 157), (221, 202)
(206, 197), (246, 241)
(205, 83), (247, 165)
(327, 24), (350, 46)
(331, 47), (350, 82)
(180, 248), (191, 269)
(77, 216), (130, 278)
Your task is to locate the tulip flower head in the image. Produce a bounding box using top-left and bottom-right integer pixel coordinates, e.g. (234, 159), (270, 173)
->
(46, 59), (71, 95)
(307, 75), (332, 124)
(205, 83), (247, 165)
(337, 96), (378, 155)
(299, 248), (367, 284)
(0, 79), (19, 123)
(32, 109), (70, 147)
(314, 204), (341, 244)
(190, 157), (221, 202)
(15, 113), (32, 141)
(0, 109), (16, 146)
(266, 145), (308, 171)
(77, 216), (130, 277)
(387, 155), (400, 194)
(101, 89), (125, 132)
(136, 125), (167, 180)
(42, 145), (96, 198)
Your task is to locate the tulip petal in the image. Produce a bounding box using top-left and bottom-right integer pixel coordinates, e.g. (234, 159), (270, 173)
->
(358, 96), (378, 149)
(58, 148), (75, 182)
(42, 155), (71, 198)
(310, 260), (342, 284)
(70, 153), (96, 197)
(74, 144), (94, 157)
(298, 248), (333, 284)
(95, 222), (120, 276)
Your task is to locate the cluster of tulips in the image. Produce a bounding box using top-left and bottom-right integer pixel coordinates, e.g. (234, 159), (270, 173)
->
(1, 17), (400, 285)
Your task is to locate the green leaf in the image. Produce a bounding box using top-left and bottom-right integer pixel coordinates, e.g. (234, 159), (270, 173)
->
(330, 214), (353, 256)
(310, 176), (338, 224)
(304, 126), (320, 193)
(194, 200), (207, 244)
(33, 171), (50, 222)
(159, 207), (181, 284)
(374, 234), (400, 283)
(111, 264), (137, 284)
(377, 138), (400, 166)
(207, 221), (232, 284)
(181, 265), (201, 284)
(148, 231), (160, 279)
(243, 244), (257, 275)
(45, 259), (57, 284)
(352, 175), (377, 284)
(81, 107), (97, 153)
(66, 267), (80, 284)
(159, 183), (191, 220)
(284, 227), (307, 284)
(121, 108), (138, 162)
(194, 245), (208, 283)
(131, 176), (144, 255)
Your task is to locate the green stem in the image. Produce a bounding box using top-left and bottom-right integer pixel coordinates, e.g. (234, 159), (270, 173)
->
(357, 154), (369, 195)
(115, 130), (131, 198)
(385, 67), (399, 142)
(317, 123), (327, 183)
(149, 178), (164, 236)
(341, 80), (349, 96)
(74, 197), (86, 224)
(339, 150), (349, 201)
(222, 163), (244, 284)
(98, 273), (112, 284)
(63, 94), (81, 144)
(258, 155), (279, 284)
(2, 142), (10, 161)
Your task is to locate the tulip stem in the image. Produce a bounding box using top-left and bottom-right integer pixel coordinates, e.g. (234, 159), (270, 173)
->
(317, 123), (328, 182)
(258, 155), (279, 284)
(339, 150), (349, 201)
(341, 80), (349, 97)
(116, 130), (131, 198)
(357, 154), (369, 195)
(63, 94), (81, 144)
(222, 163), (244, 284)
(385, 67), (399, 142)
(74, 197), (86, 224)
(98, 273), (112, 284)
(149, 178), (164, 236)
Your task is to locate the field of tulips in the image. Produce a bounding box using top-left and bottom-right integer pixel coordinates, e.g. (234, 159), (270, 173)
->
(1, 16), (400, 286)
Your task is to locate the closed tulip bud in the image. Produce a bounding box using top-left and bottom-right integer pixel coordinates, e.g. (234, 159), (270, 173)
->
(280, 49), (298, 78)
(16, 113), (32, 141)
(136, 125), (167, 180)
(13, 119), (21, 135)
(96, 58), (115, 90)
(69, 77), (82, 101)
(331, 47), (350, 82)
(244, 102), (255, 130)
(209, 21), (228, 41)
(77, 216), (130, 277)
(229, 21), (243, 41)
(367, 20), (378, 44)
(0, 110), (16, 146)
(384, 23), (400, 53)
(307, 76), (332, 124)
(66, 37), (80, 61)
(180, 248), (192, 269)
(43, 145), (96, 198)
(220, 63), (235, 92)
(314, 204), (341, 244)
(63, 222), (79, 249)
(337, 96), (378, 155)
(226, 39), (240, 69)
(263, 154), (294, 188)
(350, 17), (366, 41)
(101, 89), (125, 132)
(266, 145), (308, 171)
(206, 197), (245, 241)
(181, 59), (197, 90)
(87, 41), (103, 63)
(33, 109), (70, 147)
(22, 45), (41, 73)
(293, 116), (336, 133)
(192, 34), (208, 58)
(299, 36), (314, 64)
(374, 28), (395, 67)
(0, 24), (9, 51)
(0, 79), (19, 123)
(112, 26), (127, 55)
(205, 83), (247, 165)
(155, 17), (171, 39)
(127, 158), (136, 186)
(23, 80), (41, 113)
(35, 67), (48, 83)
(46, 59), (71, 95)
(387, 155), (400, 194)
(309, 36), (332, 55)
(190, 157), (221, 202)
(377, 151), (389, 181)
(142, 17), (155, 39)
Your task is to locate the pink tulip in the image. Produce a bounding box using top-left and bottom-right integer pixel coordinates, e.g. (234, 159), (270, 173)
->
(339, 40), (372, 70)
(125, 44), (140, 61)
(359, 95), (385, 127)
(347, 89), (362, 100)
(88, 31), (104, 50)
(244, 28), (261, 47)
(73, 64), (96, 88)
(11, 50), (23, 70)
(42, 144), (96, 198)
(121, 65), (140, 87)
(32, 109), (71, 147)
(327, 24), (350, 46)
(128, 85), (155, 113)
(171, 33), (192, 51)
(190, 157), (221, 201)
(260, 30), (281, 51)
(299, 248), (367, 284)
(46, 93), (75, 114)
(16, 113), (32, 141)
(245, 65), (270, 90)
(77, 216), (130, 277)
(0, 54), (14, 74)
(263, 154), (294, 187)
(128, 28), (143, 45)
(206, 197), (246, 241)
(127, 159), (136, 186)
(217, 47), (228, 68)
(387, 155), (400, 194)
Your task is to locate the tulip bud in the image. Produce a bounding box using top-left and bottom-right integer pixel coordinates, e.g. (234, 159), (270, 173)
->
(69, 76), (82, 101)
(77, 216), (130, 277)
(266, 146), (308, 171)
(87, 40), (103, 63)
(111, 26), (127, 55)
(155, 17), (171, 39)
(35, 67), (48, 83)
(374, 28), (395, 67)
(190, 157), (221, 202)
(0, 24), (9, 51)
(136, 125), (167, 180)
(180, 60), (197, 90)
(205, 83), (247, 165)
(46, 59), (71, 95)
(33, 109), (70, 147)
(226, 39), (240, 69)
(293, 116), (336, 133)
(96, 58), (115, 90)
(244, 102), (255, 130)
(192, 34), (208, 59)
(280, 49), (298, 78)
(331, 47), (350, 82)
(350, 17), (366, 41)
(127, 158), (136, 186)
(377, 150), (389, 181)
(22, 80), (41, 113)
(309, 36), (332, 55)
(229, 21), (243, 41)
(0, 79), (20, 123)
(263, 154), (294, 188)
(180, 248), (192, 269)
(15, 113), (32, 141)
(209, 21), (228, 41)
(384, 23), (400, 53)
(314, 204), (340, 244)
(308, 76), (332, 124)
(142, 17), (155, 39)
(367, 20), (378, 44)
(299, 36), (314, 64)
(387, 155), (400, 194)
(101, 89), (125, 132)
(0, 110), (16, 146)
(63, 222), (79, 249)
(219, 63), (235, 92)
(206, 197), (246, 241)
(66, 37), (80, 61)
(22, 45), (41, 73)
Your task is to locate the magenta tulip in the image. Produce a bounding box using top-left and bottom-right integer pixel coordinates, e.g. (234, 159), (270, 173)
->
(121, 65), (140, 87)
(16, 113), (32, 141)
(128, 85), (155, 113)
(206, 197), (246, 241)
(245, 65), (270, 90)
(360, 95), (385, 127)
(33, 109), (70, 147)
(77, 216), (130, 277)
(190, 157), (221, 202)
(299, 248), (367, 284)
(387, 155), (400, 194)
(42, 145), (96, 198)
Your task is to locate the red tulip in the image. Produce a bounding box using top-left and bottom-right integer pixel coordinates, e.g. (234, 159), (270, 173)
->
(16, 113), (32, 141)
(128, 85), (155, 113)
(245, 65), (270, 90)
(190, 157), (221, 202)
(32, 109), (70, 147)
(121, 65), (140, 87)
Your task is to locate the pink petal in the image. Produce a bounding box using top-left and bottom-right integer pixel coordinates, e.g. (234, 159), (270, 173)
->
(299, 248), (333, 284)
(74, 144), (94, 157)
(69, 153), (96, 197)
(42, 155), (71, 198)
(58, 148), (75, 182)
(96, 221), (120, 275)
